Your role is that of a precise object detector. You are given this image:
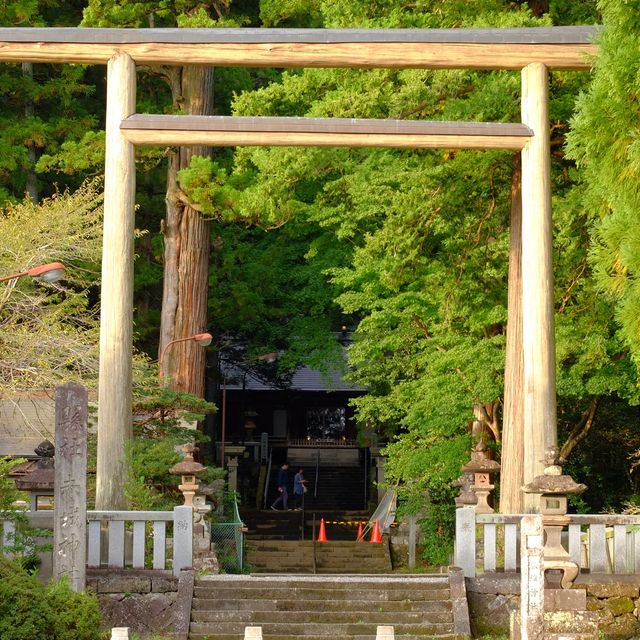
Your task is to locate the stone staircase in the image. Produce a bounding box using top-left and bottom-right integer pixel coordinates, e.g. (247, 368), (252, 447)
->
(241, 509), (370, 542)
(246, 540), (392, 574)
(188, 571), (471, 639)
(264, 464), (368, 512)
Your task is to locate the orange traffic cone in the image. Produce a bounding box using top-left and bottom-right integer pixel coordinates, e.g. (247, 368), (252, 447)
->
(370, 519), (382, 543)
(317, 518), (328, 542)
(356, 522), (364, 542)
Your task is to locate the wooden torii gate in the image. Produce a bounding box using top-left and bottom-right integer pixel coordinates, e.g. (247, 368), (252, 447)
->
(0, 26), (597, 510)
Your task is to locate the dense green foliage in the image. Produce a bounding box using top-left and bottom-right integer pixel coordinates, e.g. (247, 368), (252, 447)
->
(566, 0), (640, 360)
(0, 557), (100, 640)
(0, 456), (49, 565)
(0, 1), (97, 203)
(0, 182), (103, 392)
(125, 387), (220, 509)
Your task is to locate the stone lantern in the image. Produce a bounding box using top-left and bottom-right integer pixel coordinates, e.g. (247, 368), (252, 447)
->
(461, 442), (500, 513)
(13, 440), (55, 511)
(169, 443), (205, 507)
(453, 471), (477, 507)
(523, 447), (586, 589)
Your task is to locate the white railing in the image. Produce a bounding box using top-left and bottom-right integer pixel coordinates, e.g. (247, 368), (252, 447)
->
(2, 506), (192, 577)
(87, 506), (192, 576)
(1, 510), (53, 553)
(455, 506), (640, 578)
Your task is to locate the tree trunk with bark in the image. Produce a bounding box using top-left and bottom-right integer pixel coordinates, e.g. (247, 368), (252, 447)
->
(159, 65), (213, 397)
(500, 155), (525, 513)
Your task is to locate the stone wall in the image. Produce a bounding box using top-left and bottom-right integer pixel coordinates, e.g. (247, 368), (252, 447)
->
(466, 573), (640, 640)
(87, 570), (179, 638)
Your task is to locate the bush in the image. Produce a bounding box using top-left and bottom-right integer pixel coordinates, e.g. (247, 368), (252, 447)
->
(0, 557), (101, 640)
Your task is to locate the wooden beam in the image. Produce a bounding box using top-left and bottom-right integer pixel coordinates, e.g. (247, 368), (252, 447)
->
(120, 115), (533, 150)
(521, 63), (556, 511)
(0, 41), (596, 69)
(0, 26), (598, 69)
(95, 51), (136, 511)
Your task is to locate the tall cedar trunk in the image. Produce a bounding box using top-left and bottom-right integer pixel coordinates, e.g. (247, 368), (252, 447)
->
(500, 155), (524, 513)
(159, 65), (213, 396)
(22, 63), (38, 202)
(526, 0), (549, 17)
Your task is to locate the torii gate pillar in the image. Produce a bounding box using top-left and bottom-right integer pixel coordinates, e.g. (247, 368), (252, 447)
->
(95, 52), (136, 510)
(520, 62), (557, 511)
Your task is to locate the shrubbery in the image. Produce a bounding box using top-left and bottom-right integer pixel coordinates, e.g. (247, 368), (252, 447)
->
(0, 557), (101, 640)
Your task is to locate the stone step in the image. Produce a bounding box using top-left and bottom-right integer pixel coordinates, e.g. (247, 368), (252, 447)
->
(189, 621), (456, 636)
(545, 635), (598, 640)
(191, 610), (453, 624)
(193, 586), (451, 601)
(192, 598), (452, 613)
(188, 574), (465, 640)
(195, 575), (448, 586)
(189, 634), (463, 640)
(245, 539), (393, 573)
(247, 567), (392, 575)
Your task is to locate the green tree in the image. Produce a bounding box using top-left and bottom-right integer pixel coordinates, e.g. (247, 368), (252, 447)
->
(0, 181), (103, 392)
(0, 0), (97, 204)
(80, 0), (258, 400)
(566, 0), (640, 362)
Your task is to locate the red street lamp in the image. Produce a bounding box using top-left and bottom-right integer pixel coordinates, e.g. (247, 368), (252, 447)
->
(159, 332), (213, 384)
(0, 262), (66, 284)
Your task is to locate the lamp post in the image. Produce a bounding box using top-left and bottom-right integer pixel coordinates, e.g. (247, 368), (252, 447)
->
(158, 332), (213, 384)
(0, 261), (65, 283)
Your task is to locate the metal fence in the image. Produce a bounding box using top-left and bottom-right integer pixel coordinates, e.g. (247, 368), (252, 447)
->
(210, 499), (245, 573)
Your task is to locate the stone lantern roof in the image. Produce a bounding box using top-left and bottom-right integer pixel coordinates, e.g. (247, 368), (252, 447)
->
(13, 440), (55, 491)
(169, 443), (206, 476)
(523, 472), (586, 495)
(522, 447), (586, 496)
(461, 442), (501, 475)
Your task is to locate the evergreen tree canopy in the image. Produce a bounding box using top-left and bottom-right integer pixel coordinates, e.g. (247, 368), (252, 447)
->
(566, 0), (640, 364)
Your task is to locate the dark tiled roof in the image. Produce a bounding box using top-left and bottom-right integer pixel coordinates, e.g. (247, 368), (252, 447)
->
(221, 363), (366, 393)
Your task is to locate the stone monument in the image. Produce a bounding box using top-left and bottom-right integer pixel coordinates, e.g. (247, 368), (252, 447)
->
(53, 383), (88, 592)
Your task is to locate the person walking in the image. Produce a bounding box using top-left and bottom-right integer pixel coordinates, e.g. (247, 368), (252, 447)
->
(292, 467), (308, 510)
(270, 461), (290, 510)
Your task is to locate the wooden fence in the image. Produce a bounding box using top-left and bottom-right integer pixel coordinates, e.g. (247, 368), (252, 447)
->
(455, 506), (640, 577)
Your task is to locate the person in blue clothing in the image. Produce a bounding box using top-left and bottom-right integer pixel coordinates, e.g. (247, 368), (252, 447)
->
(292, 467), (308, 511)
(270, 461), (290, 511)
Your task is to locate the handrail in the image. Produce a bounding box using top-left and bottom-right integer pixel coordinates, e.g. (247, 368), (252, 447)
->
(363, 448), (368, 510)
(262, 449), (272, 510)
(314, 449), (320, 499)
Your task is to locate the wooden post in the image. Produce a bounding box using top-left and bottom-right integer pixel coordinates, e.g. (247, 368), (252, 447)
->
(53, 383), (88, 592)
(96, 51), (136, 510)
(521, 63), (556, 511)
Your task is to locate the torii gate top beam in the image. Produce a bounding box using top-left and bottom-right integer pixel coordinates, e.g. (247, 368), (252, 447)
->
(0, 26), (598, 69)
